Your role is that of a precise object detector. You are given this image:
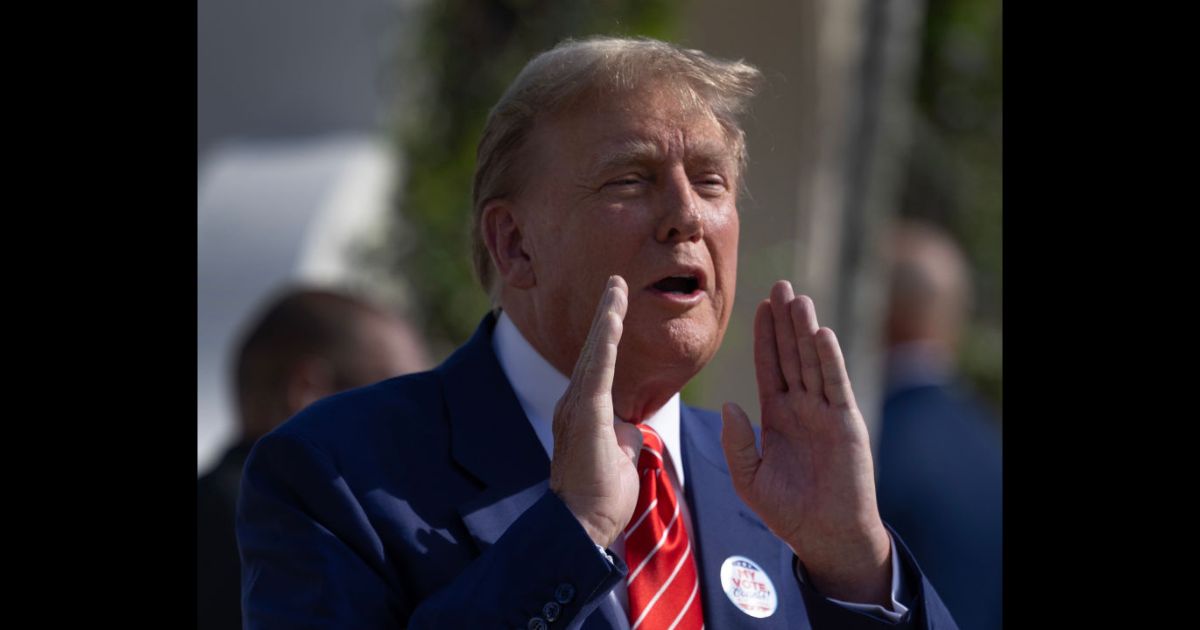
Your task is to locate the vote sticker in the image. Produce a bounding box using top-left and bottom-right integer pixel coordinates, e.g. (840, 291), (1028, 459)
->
(719, 555), (777, 618)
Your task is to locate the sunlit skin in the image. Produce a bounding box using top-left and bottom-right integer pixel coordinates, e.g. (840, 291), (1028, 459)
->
(488, 86), (739, 422)
(483, 83), (893, 608)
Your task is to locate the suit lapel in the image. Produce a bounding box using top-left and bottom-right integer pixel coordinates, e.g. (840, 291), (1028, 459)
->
(442, 315), (629, 629)
(441, 314), (552, 550)
(681, 405), (811, 628)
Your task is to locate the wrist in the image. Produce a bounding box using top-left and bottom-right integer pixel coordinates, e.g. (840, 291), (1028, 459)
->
(792, 524), (892, 606)
(552, 489), (619, 548)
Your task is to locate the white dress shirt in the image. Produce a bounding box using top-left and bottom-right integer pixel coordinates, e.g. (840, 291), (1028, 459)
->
(491, 312), (908, 625)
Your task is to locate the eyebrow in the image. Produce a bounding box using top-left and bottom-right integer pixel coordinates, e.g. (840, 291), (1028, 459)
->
(590, 138), (734, 175)
(591, 139), (662, 173)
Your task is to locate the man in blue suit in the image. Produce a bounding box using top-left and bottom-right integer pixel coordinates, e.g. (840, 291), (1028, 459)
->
(876, 220), (1002, 630)
(237, 36), (960, 629)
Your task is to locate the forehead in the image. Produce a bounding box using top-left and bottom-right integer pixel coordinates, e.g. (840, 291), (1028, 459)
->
(531, 86), (737, 171)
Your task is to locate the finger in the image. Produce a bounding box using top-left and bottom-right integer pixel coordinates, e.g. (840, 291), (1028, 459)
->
(613, 420), (644, 464)
(790, 295), (824, 395)
(571, 275), (629, 400)
(570, 276), (616, 378)
(720, 402), (761, 495)
(753, 299), (786, 399)
(770, 281), (803, 391)
(814, 327), (857, 409)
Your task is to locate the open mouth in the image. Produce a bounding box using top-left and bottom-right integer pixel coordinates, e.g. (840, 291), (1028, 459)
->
(651, 275), (701, 295)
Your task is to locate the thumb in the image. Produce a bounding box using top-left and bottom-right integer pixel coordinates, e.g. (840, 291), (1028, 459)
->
(574, 276), (628, 400)
(721, 402), (761, 494)
(614, 420), (644, 464)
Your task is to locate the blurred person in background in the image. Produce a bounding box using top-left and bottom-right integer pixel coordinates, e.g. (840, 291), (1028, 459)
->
(237, 37), (959, 629)
(875, 218), (1002, 630)
(197, 287), (430, 630)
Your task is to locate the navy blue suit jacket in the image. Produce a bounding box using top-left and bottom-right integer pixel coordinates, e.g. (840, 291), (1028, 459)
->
(877, 377), (1002, 630)
(237, 314), (958, 629)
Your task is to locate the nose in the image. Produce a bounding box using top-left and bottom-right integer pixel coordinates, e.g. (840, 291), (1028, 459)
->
(655, 167), (704, 244)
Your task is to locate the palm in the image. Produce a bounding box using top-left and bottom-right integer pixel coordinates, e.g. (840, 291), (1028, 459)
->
(721, 281), (883, 563)
(750, 383), (876, 555)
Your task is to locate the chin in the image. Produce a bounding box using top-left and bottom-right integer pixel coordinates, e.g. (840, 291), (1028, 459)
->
(626, 315), (720, 376)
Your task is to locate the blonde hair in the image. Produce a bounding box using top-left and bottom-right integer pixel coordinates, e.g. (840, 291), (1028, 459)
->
(470, 36), (762, 302)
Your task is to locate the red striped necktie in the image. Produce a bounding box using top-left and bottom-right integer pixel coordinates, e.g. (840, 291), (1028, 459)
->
(623, 423), (704, 630)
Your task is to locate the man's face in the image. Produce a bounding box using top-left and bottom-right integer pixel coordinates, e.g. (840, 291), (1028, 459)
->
(514, 86), (740, 405)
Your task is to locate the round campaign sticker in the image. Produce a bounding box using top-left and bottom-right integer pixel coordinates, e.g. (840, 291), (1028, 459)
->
(719, 555), (778, 618)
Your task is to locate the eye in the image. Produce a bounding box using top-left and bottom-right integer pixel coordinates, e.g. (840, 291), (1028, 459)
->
(602, 174), (650, 191)
(693, 175), (729, 195)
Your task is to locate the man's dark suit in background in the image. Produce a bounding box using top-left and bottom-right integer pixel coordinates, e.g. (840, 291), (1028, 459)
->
(196, 288), (428, 629)
(198, 441), (255, 630)
(875, 219), (1002, 630)
(876, 350), (1002, 630)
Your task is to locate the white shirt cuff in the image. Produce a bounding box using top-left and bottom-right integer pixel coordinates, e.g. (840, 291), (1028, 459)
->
(794, 533), (910, 622)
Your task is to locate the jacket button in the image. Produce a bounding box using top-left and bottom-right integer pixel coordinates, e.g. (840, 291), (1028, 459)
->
(527, 617), (548, 630)
(542, 601), (562, 622)
(554, 582), (576, 604)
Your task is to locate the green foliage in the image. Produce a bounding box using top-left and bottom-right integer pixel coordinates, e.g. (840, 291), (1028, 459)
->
(901, 0), (1003, 415)
(384, 0), (680, 349)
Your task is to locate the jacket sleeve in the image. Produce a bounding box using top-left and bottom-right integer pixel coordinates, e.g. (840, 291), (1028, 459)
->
(237, 432), (626, 629)
(795, 522), (960, 629)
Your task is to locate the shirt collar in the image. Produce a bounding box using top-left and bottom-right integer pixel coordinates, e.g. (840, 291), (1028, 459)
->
(492, 311), (686, 486)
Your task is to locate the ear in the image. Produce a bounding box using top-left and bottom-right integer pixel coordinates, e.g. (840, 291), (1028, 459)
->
(285, 356), (336, 415)
(481, 199), (536, 290)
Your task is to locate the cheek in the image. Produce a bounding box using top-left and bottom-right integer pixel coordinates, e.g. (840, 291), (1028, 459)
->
(708, 211), (739, 329)
(708, 209), (739, 284)
(539, 216), (637, 322)
(571, 211), (647, 269)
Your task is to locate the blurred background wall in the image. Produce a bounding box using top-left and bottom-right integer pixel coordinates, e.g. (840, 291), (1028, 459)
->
(197, 0), (412, 160)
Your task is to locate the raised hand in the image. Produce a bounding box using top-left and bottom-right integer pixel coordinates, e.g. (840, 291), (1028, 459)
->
(720, 280), (893, 606)
(549, 275), (645, 548)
